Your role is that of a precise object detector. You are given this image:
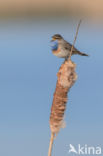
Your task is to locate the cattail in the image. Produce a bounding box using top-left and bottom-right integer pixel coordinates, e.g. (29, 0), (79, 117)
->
(48, 20), (82, 156)
(48, 60), (77, 156)
(50, 60), (77, 134)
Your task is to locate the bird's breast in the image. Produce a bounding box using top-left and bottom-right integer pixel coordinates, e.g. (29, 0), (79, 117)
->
(51, 40), (70, 58)
(52, 48), (61, 55)
(51, 40), (58, 51)
(53, 48), (70, 58)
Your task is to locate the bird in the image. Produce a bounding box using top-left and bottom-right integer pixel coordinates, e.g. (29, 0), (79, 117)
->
(51, 34), (88, 60)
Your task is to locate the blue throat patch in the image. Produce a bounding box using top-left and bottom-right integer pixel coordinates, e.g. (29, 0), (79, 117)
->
(51, 40), (58, 51)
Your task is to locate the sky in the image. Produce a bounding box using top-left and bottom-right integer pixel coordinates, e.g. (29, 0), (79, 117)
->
(0, 18), (103, 156)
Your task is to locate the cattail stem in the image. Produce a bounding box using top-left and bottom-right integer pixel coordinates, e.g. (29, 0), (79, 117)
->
(69, 19), (82, 60)
(48, 132), (55, 156)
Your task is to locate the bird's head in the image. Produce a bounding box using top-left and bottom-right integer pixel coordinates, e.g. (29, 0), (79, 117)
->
(50, 34), (63, 51)
(51, 34), (63, 41)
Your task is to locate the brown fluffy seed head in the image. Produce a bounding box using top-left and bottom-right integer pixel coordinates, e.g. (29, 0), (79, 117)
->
(50, 60), (77, 134)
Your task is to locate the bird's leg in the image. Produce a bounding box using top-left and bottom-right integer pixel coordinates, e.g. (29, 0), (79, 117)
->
(65, 56), (69, 61)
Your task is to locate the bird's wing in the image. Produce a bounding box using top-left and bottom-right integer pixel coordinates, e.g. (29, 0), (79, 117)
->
(64, 40), (78, 52)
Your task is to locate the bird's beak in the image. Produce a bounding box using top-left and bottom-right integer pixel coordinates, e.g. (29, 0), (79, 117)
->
(51, 37), (55, 42)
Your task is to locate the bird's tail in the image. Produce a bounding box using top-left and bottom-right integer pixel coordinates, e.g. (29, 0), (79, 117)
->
(73, 50), (88, 56)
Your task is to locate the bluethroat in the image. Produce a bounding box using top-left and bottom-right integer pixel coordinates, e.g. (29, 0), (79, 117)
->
(51, 34), (88, 59)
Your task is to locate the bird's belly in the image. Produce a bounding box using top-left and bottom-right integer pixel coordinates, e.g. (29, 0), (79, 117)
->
(52, 49), (69, 58)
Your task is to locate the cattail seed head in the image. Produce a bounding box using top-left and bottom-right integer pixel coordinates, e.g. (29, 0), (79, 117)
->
(50, 60), (77, 134)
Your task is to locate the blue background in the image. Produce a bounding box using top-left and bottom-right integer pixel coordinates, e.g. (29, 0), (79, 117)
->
(0, 18), (103, 156)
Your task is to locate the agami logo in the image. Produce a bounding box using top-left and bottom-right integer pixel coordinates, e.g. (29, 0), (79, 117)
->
(68, 144), (102, 155)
